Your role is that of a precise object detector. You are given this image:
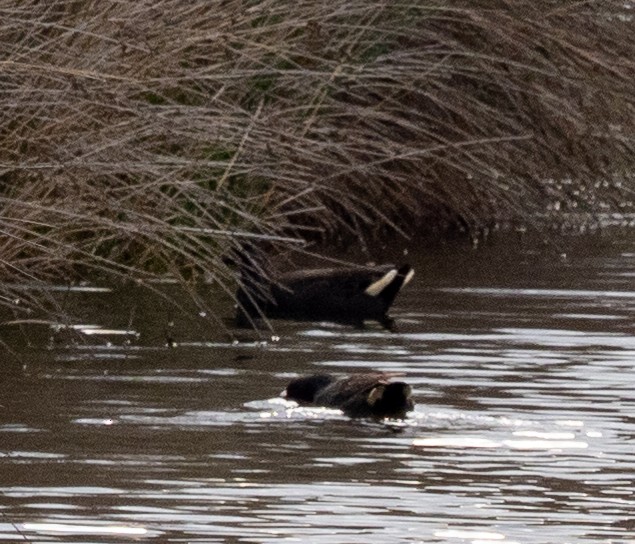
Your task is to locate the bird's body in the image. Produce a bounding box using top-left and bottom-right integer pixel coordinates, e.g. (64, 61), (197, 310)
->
(235, 258), (413, 327)
(283, 372), (414, 419)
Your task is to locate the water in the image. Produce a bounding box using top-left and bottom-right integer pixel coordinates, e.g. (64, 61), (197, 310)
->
(1, 232), (634, 543)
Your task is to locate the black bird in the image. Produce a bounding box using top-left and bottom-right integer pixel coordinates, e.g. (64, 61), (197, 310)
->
(282, 373), (414, 419)
(230, 247), (414, 327)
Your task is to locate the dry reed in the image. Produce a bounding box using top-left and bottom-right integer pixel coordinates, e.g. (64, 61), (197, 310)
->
(0, 0), (633, 320)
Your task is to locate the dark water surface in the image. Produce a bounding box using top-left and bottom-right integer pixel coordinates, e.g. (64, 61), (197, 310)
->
(1, 232), (634, 543)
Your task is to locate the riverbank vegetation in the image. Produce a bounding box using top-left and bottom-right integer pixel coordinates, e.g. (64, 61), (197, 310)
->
(1, 0), (634, 320)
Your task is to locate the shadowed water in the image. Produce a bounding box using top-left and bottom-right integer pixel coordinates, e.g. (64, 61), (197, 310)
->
(0, 232), (634, 543)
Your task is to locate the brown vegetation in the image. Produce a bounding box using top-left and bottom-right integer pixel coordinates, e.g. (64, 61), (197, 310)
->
(0, 1), (634, 318)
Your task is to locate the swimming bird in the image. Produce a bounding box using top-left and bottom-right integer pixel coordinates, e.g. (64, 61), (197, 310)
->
(230, 247), (414, 327)
(282, 373), (414, 419)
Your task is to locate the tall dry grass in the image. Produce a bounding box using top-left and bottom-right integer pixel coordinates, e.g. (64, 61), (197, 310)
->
(0, 0), (634, 319)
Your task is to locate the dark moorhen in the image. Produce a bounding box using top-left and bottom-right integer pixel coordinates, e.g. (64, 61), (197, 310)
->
(282, 373), (414, 419)
(231, 247), (414, 327)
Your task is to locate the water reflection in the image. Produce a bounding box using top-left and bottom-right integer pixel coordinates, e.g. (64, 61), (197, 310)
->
(22, 522), (149, 536)
(0, 233), (634, 542)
